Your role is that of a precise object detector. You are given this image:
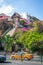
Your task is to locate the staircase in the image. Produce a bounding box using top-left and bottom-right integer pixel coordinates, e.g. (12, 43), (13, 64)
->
(6, 27), (16, 36)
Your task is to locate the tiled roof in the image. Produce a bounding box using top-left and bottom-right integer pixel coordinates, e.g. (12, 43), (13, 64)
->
(0, 13), (10, 21)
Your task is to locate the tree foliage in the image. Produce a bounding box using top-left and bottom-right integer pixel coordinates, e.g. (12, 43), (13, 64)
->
(2, 35), (14, 52)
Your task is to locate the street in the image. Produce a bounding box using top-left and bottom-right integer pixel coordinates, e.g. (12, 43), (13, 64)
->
(0, 60), (43, 65)
(0, 54), (43, 65)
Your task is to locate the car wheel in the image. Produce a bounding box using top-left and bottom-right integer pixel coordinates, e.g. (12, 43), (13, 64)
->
(28, 59), (31, 60)
(0, 61), (4, 63)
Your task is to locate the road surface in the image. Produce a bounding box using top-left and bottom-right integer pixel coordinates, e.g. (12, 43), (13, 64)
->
(0, 60), (43, 65)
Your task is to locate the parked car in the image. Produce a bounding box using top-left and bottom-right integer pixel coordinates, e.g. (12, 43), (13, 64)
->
(10, 52), (33, 60)
(0, 46), (6, 62)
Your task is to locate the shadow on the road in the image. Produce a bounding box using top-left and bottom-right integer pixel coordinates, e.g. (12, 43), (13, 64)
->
(0, 61), (12, 63)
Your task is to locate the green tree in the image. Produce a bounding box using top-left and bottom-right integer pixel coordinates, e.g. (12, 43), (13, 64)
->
(13, 28), (25, 50)
(2, 35), (14, 52)
(18, 28), (43, 62)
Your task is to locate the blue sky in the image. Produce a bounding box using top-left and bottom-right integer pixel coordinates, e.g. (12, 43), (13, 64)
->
(0, 0), (43, 20)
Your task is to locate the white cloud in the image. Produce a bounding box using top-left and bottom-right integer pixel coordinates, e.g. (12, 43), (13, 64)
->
(0, 5), (15, 16)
